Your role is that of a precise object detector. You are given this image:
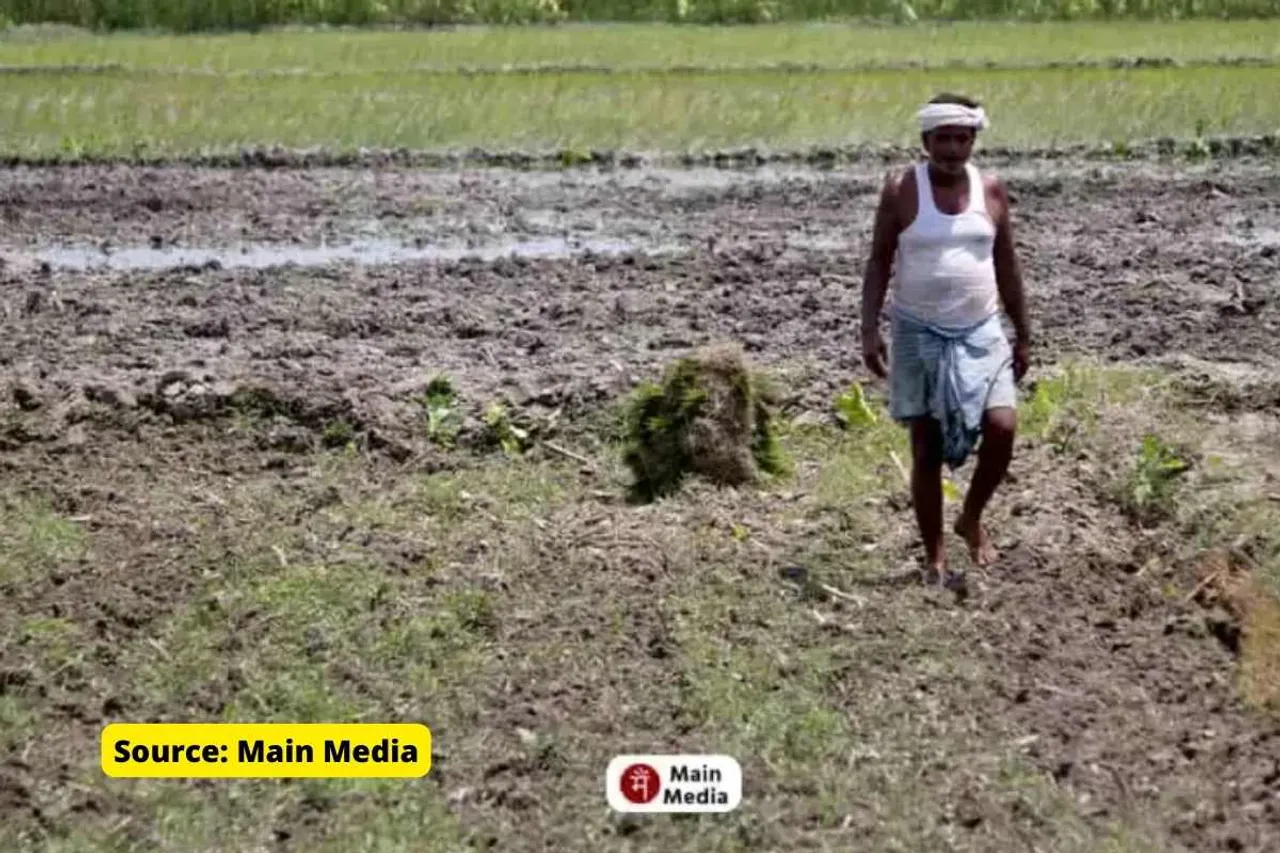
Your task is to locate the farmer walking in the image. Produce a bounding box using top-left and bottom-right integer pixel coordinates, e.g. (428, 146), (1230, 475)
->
(859, 93), (1032, 588)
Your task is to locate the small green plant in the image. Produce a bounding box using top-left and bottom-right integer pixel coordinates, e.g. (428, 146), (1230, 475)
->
(321, 418), (355, 448)
(421, 376), (462, 447)
(1184, 138), (1211, 161)
(445, 589), (498, 638)
(482, 402), (530, 457)
(1121, 432), (1191, 525)
(833, 382), (877, 429)
(942, 478), (962, 503)
(1019, 366), (1104, 455)
(559, 148), (591, 167)
(0, 498), (88, 586)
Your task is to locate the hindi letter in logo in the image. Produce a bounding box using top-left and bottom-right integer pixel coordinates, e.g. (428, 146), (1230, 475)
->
(620, 763), (661, 804)
(606, 755), (741, 813)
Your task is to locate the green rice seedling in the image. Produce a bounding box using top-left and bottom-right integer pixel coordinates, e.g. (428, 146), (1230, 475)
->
(0, 64), (1274, 157)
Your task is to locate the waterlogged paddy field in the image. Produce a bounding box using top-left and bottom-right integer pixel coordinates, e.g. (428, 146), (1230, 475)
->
(2, 21), (1280, 156)
(7, 64), (1280, 156)
(2, 19), (1280, 853)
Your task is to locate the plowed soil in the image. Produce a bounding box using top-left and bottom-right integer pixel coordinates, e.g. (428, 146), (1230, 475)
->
(2, 157), (1279, 852)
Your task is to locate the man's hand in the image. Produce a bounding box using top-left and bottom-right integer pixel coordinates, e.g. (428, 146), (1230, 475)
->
(990, 174), (1031, 385)
(862, 326), (888, 379)
(861, 171), (900, 382)
(1012, 338), (1030, 383)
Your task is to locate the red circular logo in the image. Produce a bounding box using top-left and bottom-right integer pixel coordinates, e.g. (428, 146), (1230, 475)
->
(619, 763), (661, 804)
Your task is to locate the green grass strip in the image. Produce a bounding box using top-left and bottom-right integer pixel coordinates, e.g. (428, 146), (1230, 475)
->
(3, 21), (1280, 72)
(3, 65), (1277, 158)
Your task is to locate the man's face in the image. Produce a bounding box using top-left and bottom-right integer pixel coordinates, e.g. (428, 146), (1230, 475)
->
(922, 125), (975, 175)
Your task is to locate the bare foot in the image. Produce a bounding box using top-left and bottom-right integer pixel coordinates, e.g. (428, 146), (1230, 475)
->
(954, 514), (998, 567)
(920, 558), (947, 585)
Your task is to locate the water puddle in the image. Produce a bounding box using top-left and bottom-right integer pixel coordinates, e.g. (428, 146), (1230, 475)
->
(12, 235), (657, 272)
(1215, 226), (1280, 249)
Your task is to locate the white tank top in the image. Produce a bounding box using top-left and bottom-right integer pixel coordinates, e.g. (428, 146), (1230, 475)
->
(890, 161), (999, 328)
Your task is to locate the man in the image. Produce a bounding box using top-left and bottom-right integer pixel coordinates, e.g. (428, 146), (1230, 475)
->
(859, 93), (1031, 587)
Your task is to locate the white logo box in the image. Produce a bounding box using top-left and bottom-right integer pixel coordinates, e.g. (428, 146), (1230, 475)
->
(605, 754), (742, 813)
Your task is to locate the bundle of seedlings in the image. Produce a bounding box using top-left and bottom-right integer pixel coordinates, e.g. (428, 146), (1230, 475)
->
(622, 342), (788, 502)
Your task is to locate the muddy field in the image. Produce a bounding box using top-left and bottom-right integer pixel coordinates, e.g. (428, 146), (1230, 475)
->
(4, 158), (1278, 442)
(2, 156), (1280, 852)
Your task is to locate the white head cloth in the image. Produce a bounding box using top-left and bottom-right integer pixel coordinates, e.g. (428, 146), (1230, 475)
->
(917, 102), (988, 133)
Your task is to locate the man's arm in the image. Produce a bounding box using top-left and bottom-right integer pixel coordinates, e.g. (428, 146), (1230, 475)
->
(990, 177), (1030, 345)
(861, 171), (901, 335)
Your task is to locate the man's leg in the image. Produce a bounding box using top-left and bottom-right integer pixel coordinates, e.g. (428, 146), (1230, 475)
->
(888, 314), (948, 579)
(955, 406), (1016, 566)
(908, 416), (946, 578)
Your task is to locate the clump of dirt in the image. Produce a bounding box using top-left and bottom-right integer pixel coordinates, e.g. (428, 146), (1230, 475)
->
(1188, 550), (1280, 709)
(1188, 548), (1256, 654)
(622, 342), (787, 502)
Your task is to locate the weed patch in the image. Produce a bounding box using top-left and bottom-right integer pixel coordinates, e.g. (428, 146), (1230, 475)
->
(1019, 361), (1159, 455)
(1116, 432), (1193, 526)
(0, 694), (34, 751)
(415, 459), (572, 523)
(0, 495), (88, 586)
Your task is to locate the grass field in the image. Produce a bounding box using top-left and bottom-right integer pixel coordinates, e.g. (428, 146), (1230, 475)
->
(4, 20), (1280, 71)
(3, 65), (1277, 156)
(2, 21), (1280, 156)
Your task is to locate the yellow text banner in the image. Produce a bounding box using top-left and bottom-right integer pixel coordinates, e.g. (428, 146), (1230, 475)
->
(101, 723), (431, 778)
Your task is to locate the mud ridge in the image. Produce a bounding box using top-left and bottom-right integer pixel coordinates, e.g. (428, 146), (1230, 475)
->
(5, 54), (1279, 79)
(1, 133), (1277, 171)
(1170, 375), (1280, 414)
(2, 375), (425, 461)
(0, 62), (126, 75)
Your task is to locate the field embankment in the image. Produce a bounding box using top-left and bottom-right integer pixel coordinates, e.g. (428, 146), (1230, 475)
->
(4, 0), (1280, 29)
